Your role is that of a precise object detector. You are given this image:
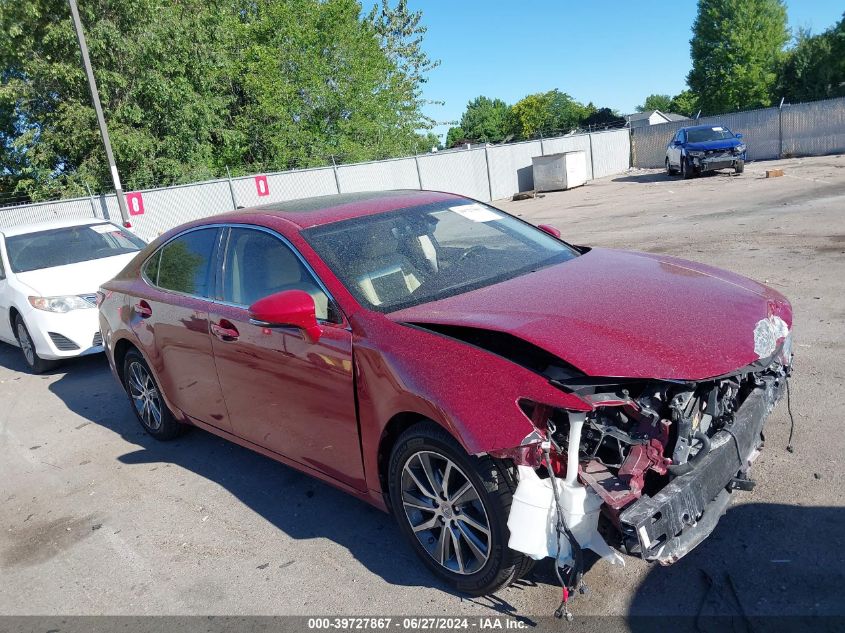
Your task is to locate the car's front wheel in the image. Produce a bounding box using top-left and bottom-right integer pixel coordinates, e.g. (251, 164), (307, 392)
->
(735, 159), (745, 174)
(388, 422), (531, 596)
(14, 315), (57, 374)
(665, 157), (675, 175)
(123, 348), (185, 440)
(681, 156), (694, 179)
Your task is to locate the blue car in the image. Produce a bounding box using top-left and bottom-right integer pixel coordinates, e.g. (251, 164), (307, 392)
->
(666, 125), (747, 178)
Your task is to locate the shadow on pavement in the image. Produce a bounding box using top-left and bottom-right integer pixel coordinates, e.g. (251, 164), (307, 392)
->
(627, 503), (845, 632)
(26, 346), (525, 600)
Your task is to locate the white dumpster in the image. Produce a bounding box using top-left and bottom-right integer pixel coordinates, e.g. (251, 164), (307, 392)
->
(532, 151), (588, 192)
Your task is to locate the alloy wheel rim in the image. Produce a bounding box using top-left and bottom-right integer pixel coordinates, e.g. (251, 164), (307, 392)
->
(17, 323), (35, 366)
(401, 450), (491, 575)
(127, 361), (163, 431)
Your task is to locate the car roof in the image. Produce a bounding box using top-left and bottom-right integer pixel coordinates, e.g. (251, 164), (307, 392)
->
(0, 217), (113, 238)
(204, 189), (466, 230)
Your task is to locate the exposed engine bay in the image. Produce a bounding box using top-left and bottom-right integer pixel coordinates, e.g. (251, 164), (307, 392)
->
(496, 329), (793, 607)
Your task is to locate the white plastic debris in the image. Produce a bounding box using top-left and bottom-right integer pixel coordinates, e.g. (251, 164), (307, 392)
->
(507, 414), (624, 567)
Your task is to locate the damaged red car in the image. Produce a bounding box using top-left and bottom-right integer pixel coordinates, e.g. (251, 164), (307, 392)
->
(98, 190), (793, 597)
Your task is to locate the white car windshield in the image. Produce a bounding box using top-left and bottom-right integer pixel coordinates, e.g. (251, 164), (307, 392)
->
(5, 223), (146, 273)
(302, 200), (580, 312)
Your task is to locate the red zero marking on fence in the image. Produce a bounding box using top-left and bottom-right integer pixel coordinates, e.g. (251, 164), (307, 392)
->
(255, 175), (269, 197)
(126, 192), (145, 216)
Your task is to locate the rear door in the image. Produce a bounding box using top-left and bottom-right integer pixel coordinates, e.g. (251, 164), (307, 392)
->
(207, 226), (364, 490)
(138, 227), (232, 432)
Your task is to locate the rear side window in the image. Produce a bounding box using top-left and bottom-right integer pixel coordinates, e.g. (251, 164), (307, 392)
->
(150, 228), (218, 297)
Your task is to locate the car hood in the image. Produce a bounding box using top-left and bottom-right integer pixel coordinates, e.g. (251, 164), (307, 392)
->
(13, 253), (138, 296)
(388, 248), (791, 381)
(685, 138), (742, 151)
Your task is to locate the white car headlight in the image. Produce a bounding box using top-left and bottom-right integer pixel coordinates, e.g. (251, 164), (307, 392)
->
(736, 143), (747, 153)
(28, 295), (95, 313)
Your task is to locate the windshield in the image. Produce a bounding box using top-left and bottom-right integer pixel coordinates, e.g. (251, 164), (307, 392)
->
(5, 223), (146, 273)
(302, 200), (579, 312)
(686, 127), (735, 143)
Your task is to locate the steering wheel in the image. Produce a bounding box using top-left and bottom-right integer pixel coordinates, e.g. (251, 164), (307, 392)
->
(457, 244), (487, 263)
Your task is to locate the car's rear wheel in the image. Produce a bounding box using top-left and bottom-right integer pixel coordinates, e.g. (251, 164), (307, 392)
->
(123, 348), (184, 440)
(387, 422), (529, 596)
(14, 315), (57, 374)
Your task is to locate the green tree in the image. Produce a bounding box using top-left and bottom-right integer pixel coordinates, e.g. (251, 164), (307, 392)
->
(687, 0), (788, 114)
(669, 90), (700, 117)
(0, 0), (438, 200)
(582, 107), (626, 129)
(366, 0), (440, 134)
(636, 94), (673, 113)
(456, 96), (510, 143)
(779, 15), (845, 102)
(445, 126), (467, 148)
(507, 90), (590, 139)
(0, 0), (230, 200)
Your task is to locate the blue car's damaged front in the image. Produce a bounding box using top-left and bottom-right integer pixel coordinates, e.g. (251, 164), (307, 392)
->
(667, 124), (748, 177)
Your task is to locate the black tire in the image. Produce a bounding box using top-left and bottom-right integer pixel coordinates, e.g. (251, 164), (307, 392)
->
(665, 157), (675, 176)
(122, 348), (184, 440)
(387, 421), (529, 596)
(14, 315), (58, 374)
(735, 159), (745, 174)
(681, 155), (693, 179)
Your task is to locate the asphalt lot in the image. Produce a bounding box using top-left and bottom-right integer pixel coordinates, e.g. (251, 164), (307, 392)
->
(1, 155), (844, 626)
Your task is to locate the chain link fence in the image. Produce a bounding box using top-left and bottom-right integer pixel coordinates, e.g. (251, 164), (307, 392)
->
(2, 128), (629, 242)
(631, 95), (845, 169)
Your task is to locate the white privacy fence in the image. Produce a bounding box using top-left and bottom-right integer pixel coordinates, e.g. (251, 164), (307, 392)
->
(1, 128), (633, 242)
(631, 95), (845, 168)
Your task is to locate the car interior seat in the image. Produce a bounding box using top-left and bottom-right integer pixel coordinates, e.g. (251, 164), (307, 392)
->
(353, 226), (422, 306)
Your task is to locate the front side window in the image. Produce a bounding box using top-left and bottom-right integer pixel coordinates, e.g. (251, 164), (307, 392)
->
(221, 228), (331, 320)
(302, 200), (579, 312)
(148, 228), (218, 297)
(5, 223), (146, 273)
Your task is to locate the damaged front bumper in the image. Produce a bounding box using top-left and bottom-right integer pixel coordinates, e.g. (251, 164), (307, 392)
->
(618, 374), (785, 564)
(691, 152), (744, 172)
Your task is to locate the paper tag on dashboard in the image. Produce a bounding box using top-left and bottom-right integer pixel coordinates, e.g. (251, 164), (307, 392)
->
(90, 223), (119, 234)
(449, 204), (502, 222)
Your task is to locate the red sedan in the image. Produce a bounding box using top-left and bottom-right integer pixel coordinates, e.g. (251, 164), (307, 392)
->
(98, 190), (793, 597)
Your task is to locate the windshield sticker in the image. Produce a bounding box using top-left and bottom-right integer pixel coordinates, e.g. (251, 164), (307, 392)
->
(449, 204), (502, 222)
(90, 224), (120, 234)
(712, 126), (724, 131)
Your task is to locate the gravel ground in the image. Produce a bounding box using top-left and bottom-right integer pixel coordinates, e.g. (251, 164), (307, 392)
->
(1, 155), (843, 628)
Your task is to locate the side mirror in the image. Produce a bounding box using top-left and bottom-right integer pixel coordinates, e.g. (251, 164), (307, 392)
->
(735, 133), (743, 139)
(538, 224), (561, 239)
(249, 289), (322, 343)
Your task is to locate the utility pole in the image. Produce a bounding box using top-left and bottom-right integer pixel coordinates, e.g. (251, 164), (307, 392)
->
(68, 0), (131, 227)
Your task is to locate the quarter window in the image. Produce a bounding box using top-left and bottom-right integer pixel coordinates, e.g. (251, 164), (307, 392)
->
(222, 228), (331, 321)
(151, 228), (218, 297)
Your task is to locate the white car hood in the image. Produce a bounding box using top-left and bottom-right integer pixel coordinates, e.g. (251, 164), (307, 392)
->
(14, 253), (137, 296)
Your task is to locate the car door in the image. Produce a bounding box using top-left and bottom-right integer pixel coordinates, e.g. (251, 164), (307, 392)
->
(138, 227), (233, 432)
(0, 237), (14, 343)
(207, 225), (365, 491)
(668, 129), (683, 167)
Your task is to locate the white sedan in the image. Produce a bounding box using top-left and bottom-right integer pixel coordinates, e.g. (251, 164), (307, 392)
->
(0, 218), (146, 373)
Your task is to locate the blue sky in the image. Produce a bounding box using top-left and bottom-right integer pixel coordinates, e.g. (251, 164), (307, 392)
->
(389, 1), (844, 140)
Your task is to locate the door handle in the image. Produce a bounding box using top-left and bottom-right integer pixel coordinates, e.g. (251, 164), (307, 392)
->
(135, 300), (152, 318)
(211, 321), (240, 342)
